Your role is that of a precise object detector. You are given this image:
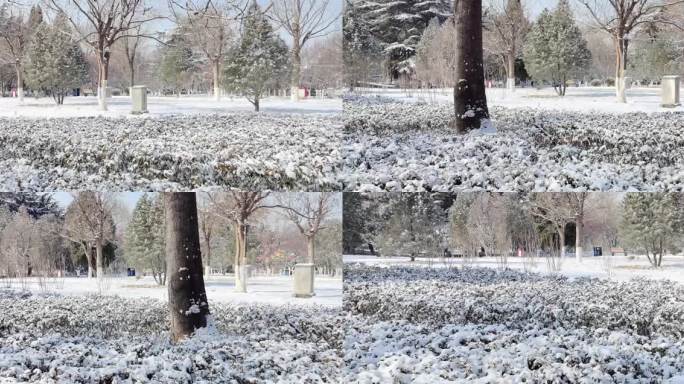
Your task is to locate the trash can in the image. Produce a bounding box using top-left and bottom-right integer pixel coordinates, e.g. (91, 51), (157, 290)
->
(131, 85), (148, 114)
(593, 247), (602, 257)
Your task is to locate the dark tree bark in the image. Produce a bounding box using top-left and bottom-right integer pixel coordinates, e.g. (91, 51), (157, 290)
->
(165, 192), (209, 342)
(452, 0), (490, 133)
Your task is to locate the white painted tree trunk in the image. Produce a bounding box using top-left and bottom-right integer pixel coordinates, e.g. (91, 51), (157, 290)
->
(96, 240), (103, 282)
(98, 79), (108, 111)
(213, 62), (221, 102)
(506, 78), (515, 91)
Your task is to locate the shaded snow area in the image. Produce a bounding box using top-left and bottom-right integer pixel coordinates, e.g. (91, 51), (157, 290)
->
(0, 290), (343, 383)
(343, 265), (684, 383)
(342, 97), (684, 192)
(7, 275), (342, 307)
(0, 113), (341, 191)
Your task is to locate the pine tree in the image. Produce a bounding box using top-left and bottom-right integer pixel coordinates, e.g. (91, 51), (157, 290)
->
(158, 31), (196, 96)
(621, 193), (684, 267)
(223, 2), (289, 112)
(125, 194), (166, 285)
(23, 13), (88, 104)
(342, 0), (382, 89)
(522, 0), (591, 96)
(0, 192), (61, 219)
(353, 0), (452, 81)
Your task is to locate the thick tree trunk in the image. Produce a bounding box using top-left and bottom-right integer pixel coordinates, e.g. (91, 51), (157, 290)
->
(291, 39), (301, 102)
(213, 61), (221, 101)
(559, 228), (566, 258)
(506, 52), (515, 91)
(15, 65), (23, 103)
(452, 0), (490, 133)
(254, 97), (260, 112)
(88, 245), (95, 278)
(165, 192), (209, 343)
(95, 238), (103, 281)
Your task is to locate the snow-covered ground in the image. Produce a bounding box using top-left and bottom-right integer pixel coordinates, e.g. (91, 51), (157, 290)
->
(0, 289), (343, 383)
(0, 95), (342, 118)
(343, 95), (684, 191)
(344, 254), (684, 284)
(0, 113), (342, 191)
(1, 274), (342, 307)
(343, 265), (684, 383)
(358, 86), (684, 114)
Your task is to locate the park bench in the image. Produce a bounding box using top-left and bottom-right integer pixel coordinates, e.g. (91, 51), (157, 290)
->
(610, 247), (627, 256)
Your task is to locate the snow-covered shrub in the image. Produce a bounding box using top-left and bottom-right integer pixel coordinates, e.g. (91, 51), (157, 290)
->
(343, 265), (684, 383)
(0, 113), (342, 191)
(0, 291), (343, 383)
(343, 98), (684, 191)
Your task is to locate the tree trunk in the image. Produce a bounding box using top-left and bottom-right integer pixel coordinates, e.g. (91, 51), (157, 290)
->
(306, 235), (315, 264)
(506, 52), (515, 91)
(614, 35), (627, 103)
(575, 215), (583, 262)
(234, 223), (248, 293)
(96, 238), (104, 281)
(212, 61), (221, 101)
(291, 38), (301, 102)
(559, 227), (566, 259)
(165, 192), (209, 343)
(452, 0), (490, 133)
(15, 65), (23, 103)
(88, 244), (95, 278)
(98, 56), (110, 111)
(254, 97), (260, 112)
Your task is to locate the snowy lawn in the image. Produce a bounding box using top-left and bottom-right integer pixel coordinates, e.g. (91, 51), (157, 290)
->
(343, 265), (684, 383)
(0, 95), (342, 118)
(0, 113), (342, 191)
(2, 275), (342, 307)
(342, 95), (684, 192)
(344, 254), (684, 284)
(359, 86), (684, 114)
(0, 289), (343, 383)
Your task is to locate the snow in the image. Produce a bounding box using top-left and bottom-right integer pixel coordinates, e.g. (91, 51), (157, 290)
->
(344, 254), (684, 284)
(0, 290), (342, 383)
(343, 94), (684, 192)
(343, 264), (684, 383)
(0, 95), (342, 118)
(359, 86), (684, 114)
(2, 275), (342, 307)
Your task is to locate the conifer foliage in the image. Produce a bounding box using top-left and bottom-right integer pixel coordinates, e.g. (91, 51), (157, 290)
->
(23, 13), (88, 104)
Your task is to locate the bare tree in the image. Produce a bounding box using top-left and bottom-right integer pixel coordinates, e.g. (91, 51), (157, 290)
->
(197, 195), (217, 275)
(269, 0), (340, 101)
(466, 193), (512, 269)
(565, 192), (588, 262)
(278, 192), (334, 265)
(484, 0), (530, 91)
(208, 191), (271, 293)
(529, 194), (574, 271)
(122, 24), (144, 91)
(168, 0), (245, 101)
(0, 3), (41, 103)
(63, 192), (116, 281)
(579, 0), (684, 102)
(47, 0), (163, 110)
(164, 192), (209, 342)
(452, 0), (490, 133)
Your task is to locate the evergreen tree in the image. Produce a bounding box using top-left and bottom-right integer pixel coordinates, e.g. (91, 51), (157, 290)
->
(125, 194), (166, 285)
(0, 192), (61, 219)
(522, 0), (591, 96)
(620, 193), (684, 267)
(23, 13), (88, 104)
(353, 0), (451, 80)
(342, 0), (382, 89)
(158, 31), (196, 96)
(223, 2), (289, 112)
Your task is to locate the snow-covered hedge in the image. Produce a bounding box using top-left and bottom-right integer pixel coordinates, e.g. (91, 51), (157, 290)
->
(343, 265), (684, 383)
(0, 113), (342, 191)
(0, 291), (342, 383)
(343, 98), (684, 191)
